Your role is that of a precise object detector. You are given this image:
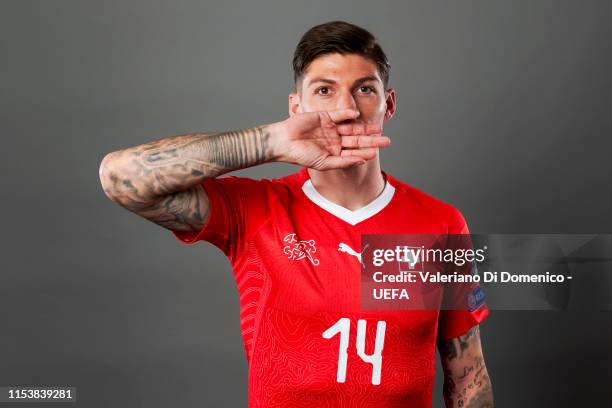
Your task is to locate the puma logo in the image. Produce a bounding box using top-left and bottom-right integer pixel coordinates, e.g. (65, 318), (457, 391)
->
(338, 242), (369, 267)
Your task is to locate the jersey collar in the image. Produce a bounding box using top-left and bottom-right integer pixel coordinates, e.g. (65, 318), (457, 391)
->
(299, 167), (395, 226)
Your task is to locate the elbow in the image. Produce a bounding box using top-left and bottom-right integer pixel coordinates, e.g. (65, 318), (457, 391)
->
(99, 151), (122, 203)
(99, 151), (156, 209)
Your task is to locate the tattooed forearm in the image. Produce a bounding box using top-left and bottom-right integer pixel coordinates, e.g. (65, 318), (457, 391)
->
(102, 126), (272, 198)
(138, 128), (270, 171)
(99, 125), (274, 231)
(438, 326), (494, 407)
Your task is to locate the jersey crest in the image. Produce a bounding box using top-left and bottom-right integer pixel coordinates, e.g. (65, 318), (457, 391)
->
(282, 233), (320, 265)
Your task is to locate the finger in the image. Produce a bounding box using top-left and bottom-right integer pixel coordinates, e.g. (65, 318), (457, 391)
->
(326, 109), (360, 124)
(316, 155), (365, 170)
(336, 122), (382, 136)
(340, 148), (378, 161)
(341, 135), (391, 148)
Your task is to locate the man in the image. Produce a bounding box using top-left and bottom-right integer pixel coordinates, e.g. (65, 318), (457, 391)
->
(99, 21), (493, 407)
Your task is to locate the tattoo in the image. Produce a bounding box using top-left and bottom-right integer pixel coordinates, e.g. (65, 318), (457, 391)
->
(138, 184), (210, 231)
(438, 326), (494, 407)
(438, 326), (479, 362)
(465, 375), (493, 408)
(100, 126), (271, 231)
(138, 128), (269, 170)
(439, 335), (458, 361)
(447, 368), (493, 408)
(457, 332), (470, 354)
(458, 356), (484, 381)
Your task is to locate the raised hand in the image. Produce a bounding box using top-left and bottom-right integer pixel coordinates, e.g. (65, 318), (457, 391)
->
(271, 109), (391, 170)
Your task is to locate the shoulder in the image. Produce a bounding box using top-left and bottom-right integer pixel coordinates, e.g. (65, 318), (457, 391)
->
(387, 173), (469, 234)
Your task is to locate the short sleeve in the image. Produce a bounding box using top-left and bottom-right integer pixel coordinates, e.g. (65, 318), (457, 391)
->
(437, 206), (490, 340)
(172, 176), (271, 260)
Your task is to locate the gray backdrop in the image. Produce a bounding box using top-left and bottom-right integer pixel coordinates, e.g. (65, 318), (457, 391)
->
(2, 0), (611, 406)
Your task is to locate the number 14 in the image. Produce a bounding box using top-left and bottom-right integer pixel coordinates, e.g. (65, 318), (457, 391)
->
(322, 318), (386, 385)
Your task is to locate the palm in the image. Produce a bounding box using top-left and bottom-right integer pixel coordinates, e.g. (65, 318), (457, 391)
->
(283, 109), (390, 170)
(290, 113), (343, 166)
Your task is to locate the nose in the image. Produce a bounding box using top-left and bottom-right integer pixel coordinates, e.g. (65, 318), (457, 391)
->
(336, 90), (358, 112)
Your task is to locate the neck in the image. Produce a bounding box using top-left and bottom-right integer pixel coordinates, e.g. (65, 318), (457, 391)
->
(307, 158), (386, 211)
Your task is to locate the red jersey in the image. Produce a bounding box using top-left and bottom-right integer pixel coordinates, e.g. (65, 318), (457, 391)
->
(173, 167), (489, 407)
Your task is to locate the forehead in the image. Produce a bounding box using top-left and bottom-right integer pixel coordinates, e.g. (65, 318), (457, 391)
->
(302, 53), (382, 86)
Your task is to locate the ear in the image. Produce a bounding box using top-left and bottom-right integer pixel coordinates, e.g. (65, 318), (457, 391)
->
(383, 88), (396, 121)
(288, 92), (302, 117)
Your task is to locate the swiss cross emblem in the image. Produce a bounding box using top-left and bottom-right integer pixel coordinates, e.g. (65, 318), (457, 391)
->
(282, 233), (320, 266)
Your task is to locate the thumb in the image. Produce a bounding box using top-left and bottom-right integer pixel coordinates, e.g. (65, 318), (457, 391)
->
(317, 155), (365, 170)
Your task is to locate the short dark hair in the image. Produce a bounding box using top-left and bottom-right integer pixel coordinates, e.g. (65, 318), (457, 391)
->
(293, 21), (391, 91)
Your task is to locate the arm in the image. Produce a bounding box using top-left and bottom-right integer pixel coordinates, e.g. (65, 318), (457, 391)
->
(437, 326), (494, 408)
(98, 125), (275, 233)
(98, 109), (389, 232)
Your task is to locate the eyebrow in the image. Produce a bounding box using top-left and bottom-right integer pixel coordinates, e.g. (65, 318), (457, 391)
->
(307, 75), (380, 87)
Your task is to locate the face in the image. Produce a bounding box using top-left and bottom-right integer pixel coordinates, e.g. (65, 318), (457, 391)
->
(289, 53), (396, 127)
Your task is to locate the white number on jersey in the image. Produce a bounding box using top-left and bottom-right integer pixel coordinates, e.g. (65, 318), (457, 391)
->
(322, 318), (387, 385)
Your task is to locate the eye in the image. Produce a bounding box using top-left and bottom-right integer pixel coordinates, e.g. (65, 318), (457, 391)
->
(316, 86), (331, 95)
(358, 86), (375, 94)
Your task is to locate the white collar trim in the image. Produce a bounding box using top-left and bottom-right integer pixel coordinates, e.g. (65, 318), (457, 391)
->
(301, 177), (395, 226)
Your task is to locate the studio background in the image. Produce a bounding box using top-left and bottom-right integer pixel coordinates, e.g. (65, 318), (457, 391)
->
(2, 0), (611, 406)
